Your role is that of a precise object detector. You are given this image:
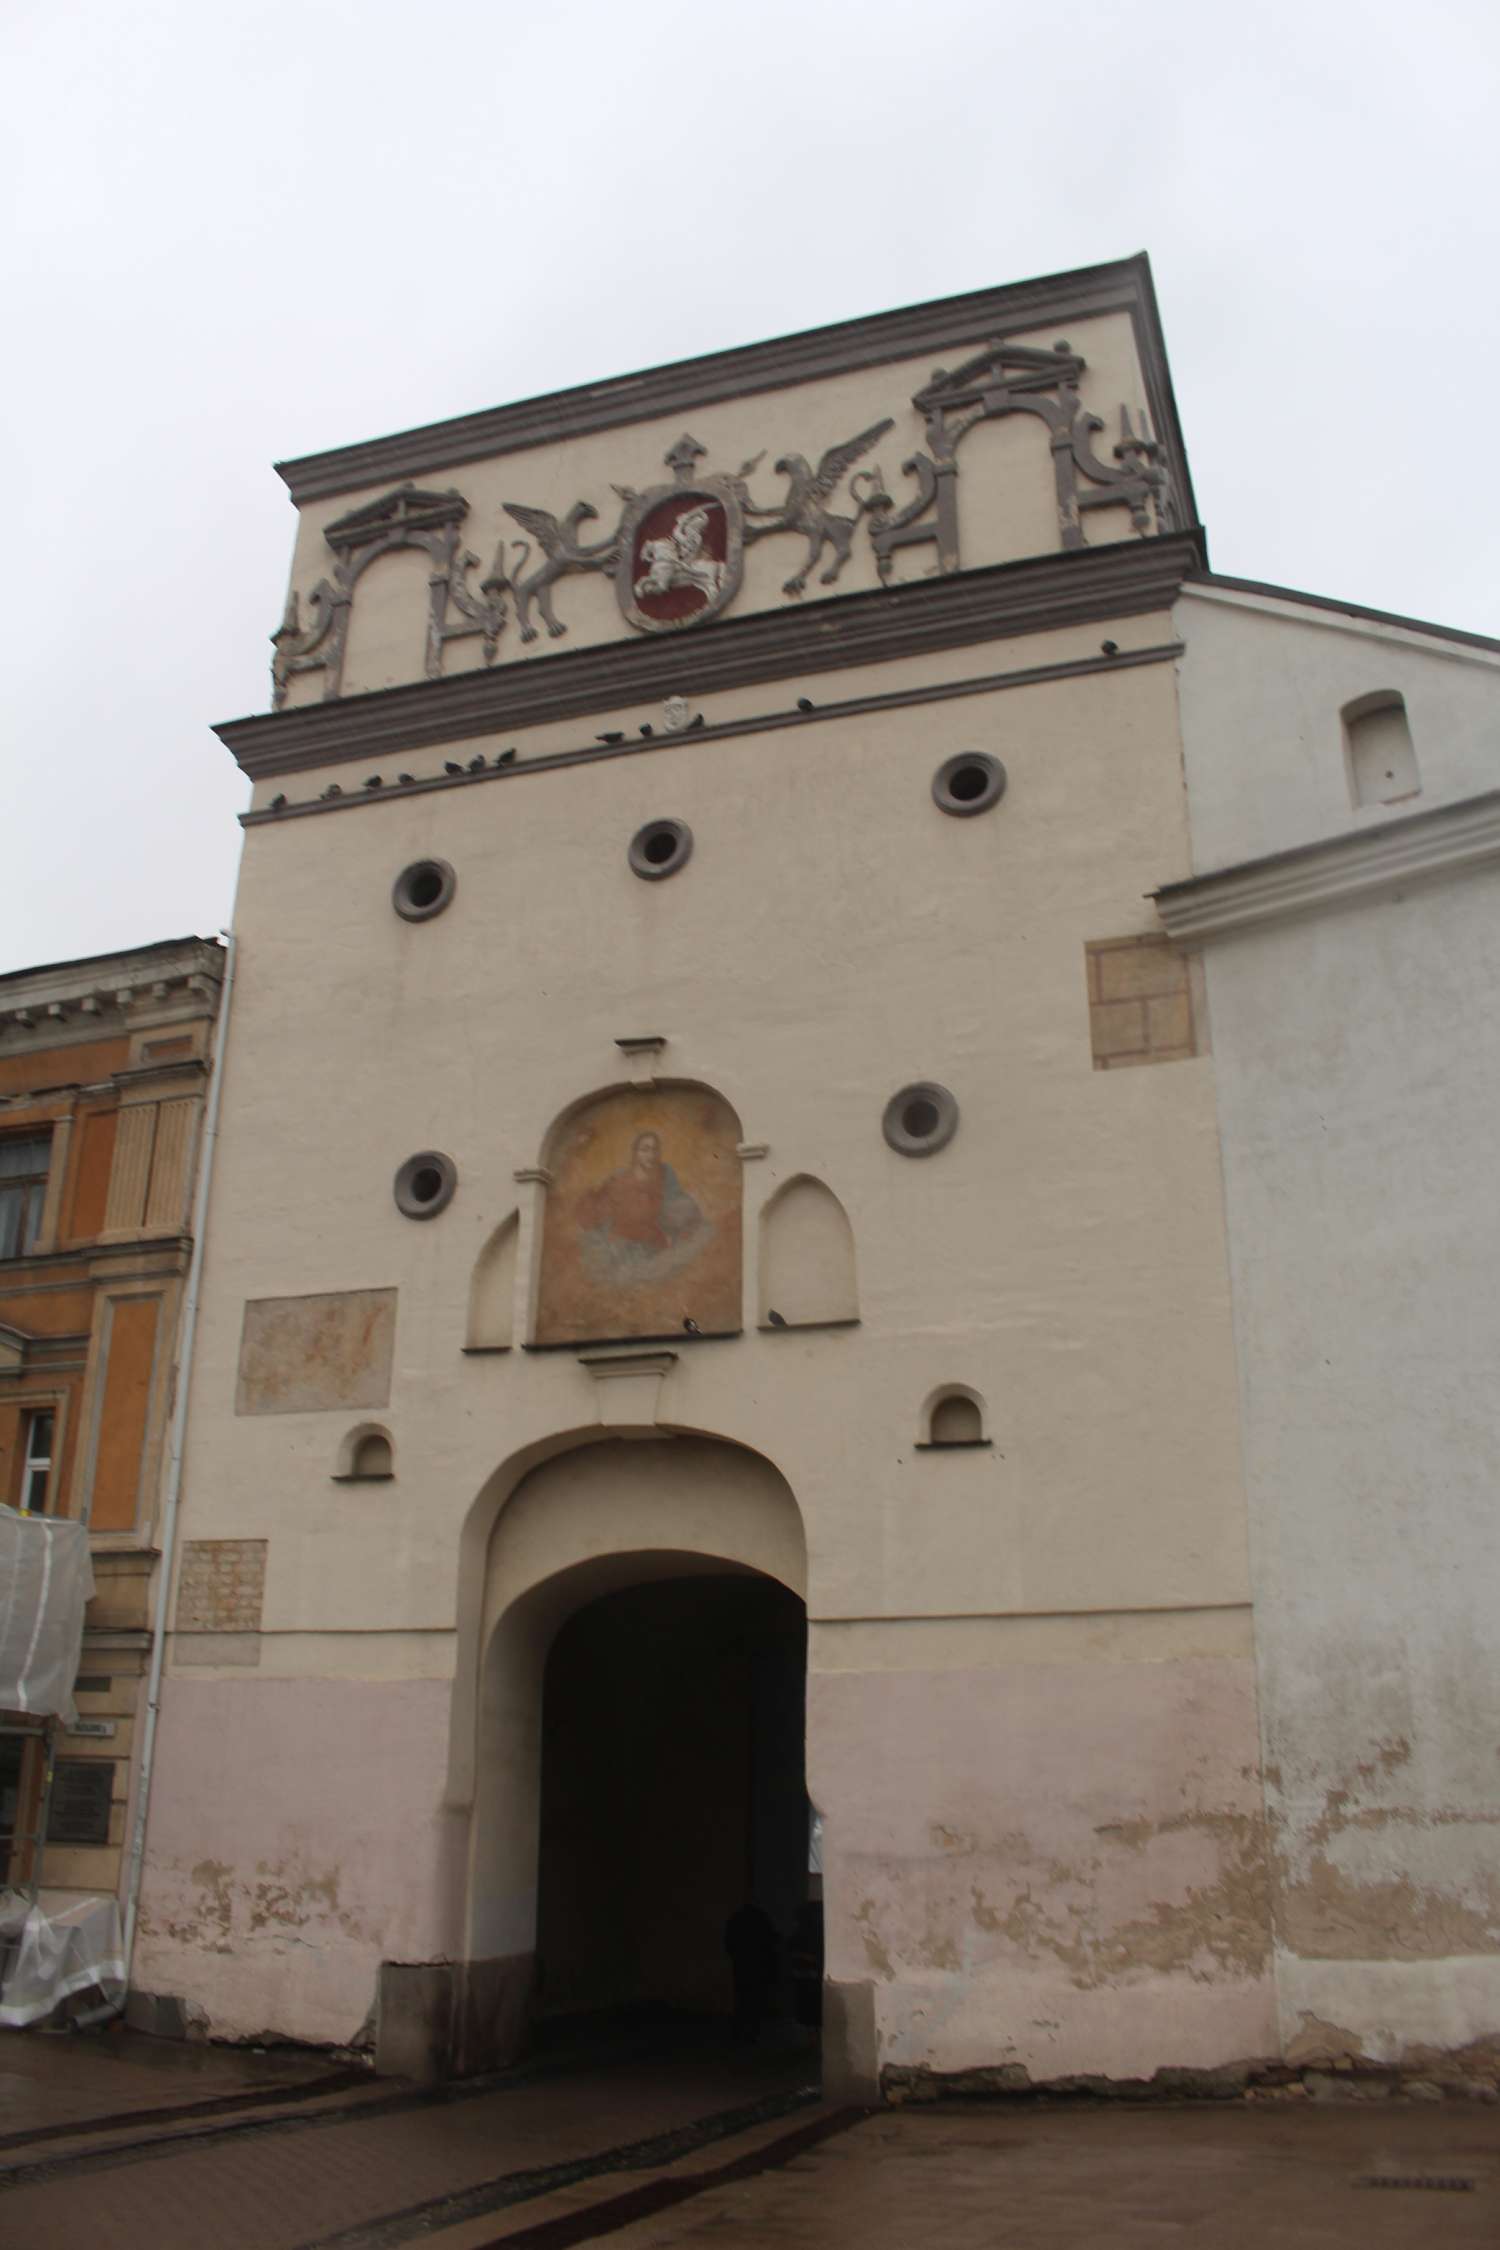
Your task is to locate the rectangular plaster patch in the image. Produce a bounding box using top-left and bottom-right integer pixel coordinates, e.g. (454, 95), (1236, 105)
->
(175, 1540), (267, 1633)
(236, 1288), (396, 1416)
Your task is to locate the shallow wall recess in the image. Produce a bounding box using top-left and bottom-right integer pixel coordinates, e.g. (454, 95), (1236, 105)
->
(334, 1423), (394, 1481)
(466, 1212), (519, 1350)
(917, 1385), (990, 1447)
(758, 1175), (858, 1327)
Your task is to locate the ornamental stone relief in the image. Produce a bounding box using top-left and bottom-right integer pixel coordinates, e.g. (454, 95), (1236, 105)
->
(270, 344), (1177, 706)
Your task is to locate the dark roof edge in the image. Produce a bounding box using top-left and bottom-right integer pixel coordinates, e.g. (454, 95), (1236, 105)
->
(276, 255), (1186, 508)
(0, 936), (225, 990)
(1186, 571), (1500, 657)
(216, 529), (1207, 780)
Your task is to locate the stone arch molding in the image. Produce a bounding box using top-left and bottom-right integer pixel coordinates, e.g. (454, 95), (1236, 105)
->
(758, 1174), (858, 1328)
(451, 1431), (806, 1969)
(271, 484), (506, 707)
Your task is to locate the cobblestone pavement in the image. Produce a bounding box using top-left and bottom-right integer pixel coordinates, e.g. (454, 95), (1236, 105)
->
(0, 2024), (356, 2141)
(0, 2031), (816, 2250)
(571, 2101), (1500, 2250)
(3, 2032), (1499, 2250)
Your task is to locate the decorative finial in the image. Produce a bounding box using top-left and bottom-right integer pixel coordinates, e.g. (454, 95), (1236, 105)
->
(665, 434), (708, 484)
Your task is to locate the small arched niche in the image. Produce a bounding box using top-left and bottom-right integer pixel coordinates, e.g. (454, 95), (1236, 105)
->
(916, 1386), (990, 1450)
(1343, 691), (1420, 808)
(333, 1423), (395, 1481)
(466, 1210), (519, 1351)
(759, 1175), (858, 1329)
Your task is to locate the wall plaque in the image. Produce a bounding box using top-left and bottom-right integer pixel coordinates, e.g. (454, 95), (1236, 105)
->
(47, 1758), (114, 1847)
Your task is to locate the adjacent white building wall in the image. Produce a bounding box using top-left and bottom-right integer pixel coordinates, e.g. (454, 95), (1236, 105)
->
(1176, 584), (1500, 870)
(1174, 589), (1500, 2062)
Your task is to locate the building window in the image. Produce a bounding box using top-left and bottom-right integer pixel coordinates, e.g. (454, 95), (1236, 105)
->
(0, 1136), (50, 1259)
(20, 1412), (54, 1514)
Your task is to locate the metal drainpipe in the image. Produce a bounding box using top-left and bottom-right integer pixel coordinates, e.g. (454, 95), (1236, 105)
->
(108, 927), (238, 2012)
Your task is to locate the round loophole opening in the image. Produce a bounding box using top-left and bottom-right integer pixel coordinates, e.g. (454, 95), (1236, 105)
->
(394, 1149), (457, 1219)
(629, 819), (693, 881)
(932, 752), (1006, 819)
(392, 858), (457, 922)
(882, 1082), (959, 1158)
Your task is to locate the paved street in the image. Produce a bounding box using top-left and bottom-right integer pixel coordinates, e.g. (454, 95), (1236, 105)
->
(2, 2027), (1498, 2249)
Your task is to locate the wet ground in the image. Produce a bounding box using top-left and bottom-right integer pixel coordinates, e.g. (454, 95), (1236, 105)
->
(1, 2023), (1497, 2248)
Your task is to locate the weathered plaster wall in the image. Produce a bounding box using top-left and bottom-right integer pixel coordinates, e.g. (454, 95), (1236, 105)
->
(135, 1677), (456, 2043)
(145, 603), (1256, 2072)
(810, 1624), (1273, 2080)
(1176, 593), (1500, 2062)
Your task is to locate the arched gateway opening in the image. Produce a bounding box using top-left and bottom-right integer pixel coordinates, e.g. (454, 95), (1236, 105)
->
(455, 1434), (815, 2073)
(537, 1571), (808, 2026)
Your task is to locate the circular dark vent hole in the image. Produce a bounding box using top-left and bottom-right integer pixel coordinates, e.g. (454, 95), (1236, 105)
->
(628, 819), (694, 881)
(392, 858), (456, 922)
(932, 751), (1006, 818)
(393, 1149), (457, 1218)
(882, 1081), (959, 1158)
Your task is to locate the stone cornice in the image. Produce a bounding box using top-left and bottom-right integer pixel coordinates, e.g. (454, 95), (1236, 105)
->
(0, 939), (224, 1021)
(276, 256), (1197, 519)
(221, 531), (1205, 784)
(1154, 788), (1500, 941)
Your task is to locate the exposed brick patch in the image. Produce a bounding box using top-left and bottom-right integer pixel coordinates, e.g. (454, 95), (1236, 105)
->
(1085, 937), (1199, 1070)
(175, 1539), (267, 1632)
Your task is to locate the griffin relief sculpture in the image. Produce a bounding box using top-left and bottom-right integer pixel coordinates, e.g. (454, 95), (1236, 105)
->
(740, 419), (894, 595)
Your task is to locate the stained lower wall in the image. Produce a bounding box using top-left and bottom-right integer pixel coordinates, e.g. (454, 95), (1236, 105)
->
(134, 1676), (458, 2044)
(811, 1622), (1276, 2085)
(1199, 867), (1500, 2064)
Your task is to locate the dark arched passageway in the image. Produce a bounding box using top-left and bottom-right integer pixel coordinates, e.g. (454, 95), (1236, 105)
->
(534, 1572), (812, 2031)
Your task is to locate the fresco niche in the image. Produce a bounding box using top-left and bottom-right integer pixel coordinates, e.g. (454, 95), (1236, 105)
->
(534, 1084), (742, 1347)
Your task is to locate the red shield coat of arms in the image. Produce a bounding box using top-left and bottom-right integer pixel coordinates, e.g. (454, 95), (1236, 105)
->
(616, 440), (745, 634)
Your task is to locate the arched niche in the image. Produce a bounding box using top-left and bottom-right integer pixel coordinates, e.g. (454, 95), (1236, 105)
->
(466, 1211), (519, 1351)
(533, 1083), (742, 1348)
(758, 1175), (858, 1328)
(332, 1422), (395, 1481)
(1342, 690), (1420, 808)
(917, 1385), (990, 1449)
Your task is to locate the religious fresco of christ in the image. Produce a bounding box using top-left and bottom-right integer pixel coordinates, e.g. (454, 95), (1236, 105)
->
(576, 1129), (710, 1287)
(533, 1089), (743, 1346)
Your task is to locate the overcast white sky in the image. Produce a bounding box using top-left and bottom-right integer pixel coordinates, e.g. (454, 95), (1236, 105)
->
(3, 0), (1496, 971)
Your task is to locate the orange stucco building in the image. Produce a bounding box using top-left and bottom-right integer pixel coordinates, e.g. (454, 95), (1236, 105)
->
(1, 937), (224, 1906)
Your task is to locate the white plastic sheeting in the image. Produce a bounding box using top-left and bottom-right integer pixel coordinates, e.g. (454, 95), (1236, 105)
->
(0, 1506), (93, 1725)
(0, 1889), (124, 2026)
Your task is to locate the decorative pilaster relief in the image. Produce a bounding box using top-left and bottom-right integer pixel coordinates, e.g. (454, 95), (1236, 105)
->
(272, 484), (506, 707)
(866, 342), (1176, 579)
(143, 1099), (197, 1234)
(102, 1104), (157, 1234)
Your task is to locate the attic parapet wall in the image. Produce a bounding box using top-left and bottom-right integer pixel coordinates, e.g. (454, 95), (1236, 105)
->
(276, 256), (1196, 516)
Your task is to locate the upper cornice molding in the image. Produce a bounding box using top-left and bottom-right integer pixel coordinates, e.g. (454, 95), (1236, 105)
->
(219, 530), (1205, 783)
(276, 257), (1197, 521)
(0, 939), (224, 1044)
(1154, 787), (1500, 942)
